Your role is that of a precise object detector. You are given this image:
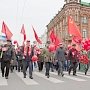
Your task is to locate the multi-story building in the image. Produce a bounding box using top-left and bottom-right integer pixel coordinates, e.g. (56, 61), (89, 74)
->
(47, 0), (90, 44)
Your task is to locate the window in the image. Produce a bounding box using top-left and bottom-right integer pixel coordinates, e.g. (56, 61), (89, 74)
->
(75, 15), (77, 21)
(82, 29), (87, 38)
(81, 17), (88, 24)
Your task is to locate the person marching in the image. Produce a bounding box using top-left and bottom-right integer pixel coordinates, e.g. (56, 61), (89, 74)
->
(16, 46), (23, 72)
(0, 40), (15, 79)
(55, 43), (66, 77)
(22, 40), (34, 79)
(44, 46), (55, 78)
(68, 44), (79, 76)
(84, 49), (90, 75)
(37, 49), (44, 72)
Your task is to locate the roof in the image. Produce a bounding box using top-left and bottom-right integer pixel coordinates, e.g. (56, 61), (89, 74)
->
(81, 1), (90, 7)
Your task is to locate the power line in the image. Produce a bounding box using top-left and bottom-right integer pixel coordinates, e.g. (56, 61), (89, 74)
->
(22, 0), (28, 23)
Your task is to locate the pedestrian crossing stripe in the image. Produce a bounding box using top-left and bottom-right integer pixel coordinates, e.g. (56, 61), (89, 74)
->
(63, 71), (90, 79)
(34, 72), (64, 83)
(77, 71), (90, 76)
(1, 71), (90, 86)
(50, 72), (86, 81)
(0, 73), (8, 86)
(15, 72), (39, 85)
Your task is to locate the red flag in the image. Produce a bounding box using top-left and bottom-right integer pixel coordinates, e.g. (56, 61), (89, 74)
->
(21, 24), (26, 41)
(72, 36), (82, 44)
(49, 28), (56, 43)
(1, 21), (13, 40)
(68, 16), (82, 42)
(72, 39), (81, 51)
(79, 55), (89, 64)
(54, 36), (61, 47)
(32, 26), (42, 44)
(49, 28), (61, 47)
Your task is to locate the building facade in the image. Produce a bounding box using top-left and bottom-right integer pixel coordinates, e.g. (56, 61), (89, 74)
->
(47, 0), (90, 43)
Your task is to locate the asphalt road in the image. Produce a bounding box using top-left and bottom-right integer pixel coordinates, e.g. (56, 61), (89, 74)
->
(0, 68), (90, 90)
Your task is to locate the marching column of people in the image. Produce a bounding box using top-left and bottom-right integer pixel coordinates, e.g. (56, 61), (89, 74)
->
(1, 40), (90, 80)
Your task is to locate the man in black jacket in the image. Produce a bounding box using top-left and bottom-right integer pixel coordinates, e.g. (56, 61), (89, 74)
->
(1, 40), (15, 79)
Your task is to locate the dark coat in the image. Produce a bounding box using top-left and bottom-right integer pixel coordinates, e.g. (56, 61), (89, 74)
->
(55, 47), (66, 61)
(16, 51), (23, 61)
(2, 45), (15, 61)
(68, 48), (79, 62)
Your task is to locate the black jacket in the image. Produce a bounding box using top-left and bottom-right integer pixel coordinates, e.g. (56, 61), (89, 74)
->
(2, 45), (15, 61)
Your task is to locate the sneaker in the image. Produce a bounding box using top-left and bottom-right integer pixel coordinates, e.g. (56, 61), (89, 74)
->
(51, 70), (54, 72)
(5, 76), (8, 79)
(68, 71), (70, 75)
(29, 76), (33, 79)
(61, 74), (64, 77)
(73, 74), (77, 76)
(2, 74), (4, 77)
(47, 75), (50, 78)
(85, 72), (87, 75)
(24, 75), (26, 78)
(18, 69), (20, 72)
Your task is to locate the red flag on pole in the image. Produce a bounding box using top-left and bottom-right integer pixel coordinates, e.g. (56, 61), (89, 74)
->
(54, 36), (61, 47)
(20, 24), (26, 41)
(49, 28), (61, 47)
(68, 16), (82, 43)
(32, 26), (42, 44)
(1, 21), (13, 40)
(49, 28), (56, 43)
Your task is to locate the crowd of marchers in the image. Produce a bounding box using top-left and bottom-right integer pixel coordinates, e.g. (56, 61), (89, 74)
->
(0, 40), (90, 79)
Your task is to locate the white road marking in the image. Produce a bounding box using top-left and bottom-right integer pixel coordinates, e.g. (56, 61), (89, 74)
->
(0, 73), (8, 86)
(50, 72), (86, 81)
(15, 72), (39, 85)
(34, 72), (64, 83)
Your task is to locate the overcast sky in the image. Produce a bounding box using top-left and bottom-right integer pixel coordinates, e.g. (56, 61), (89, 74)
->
(0, 0), (90, 45)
